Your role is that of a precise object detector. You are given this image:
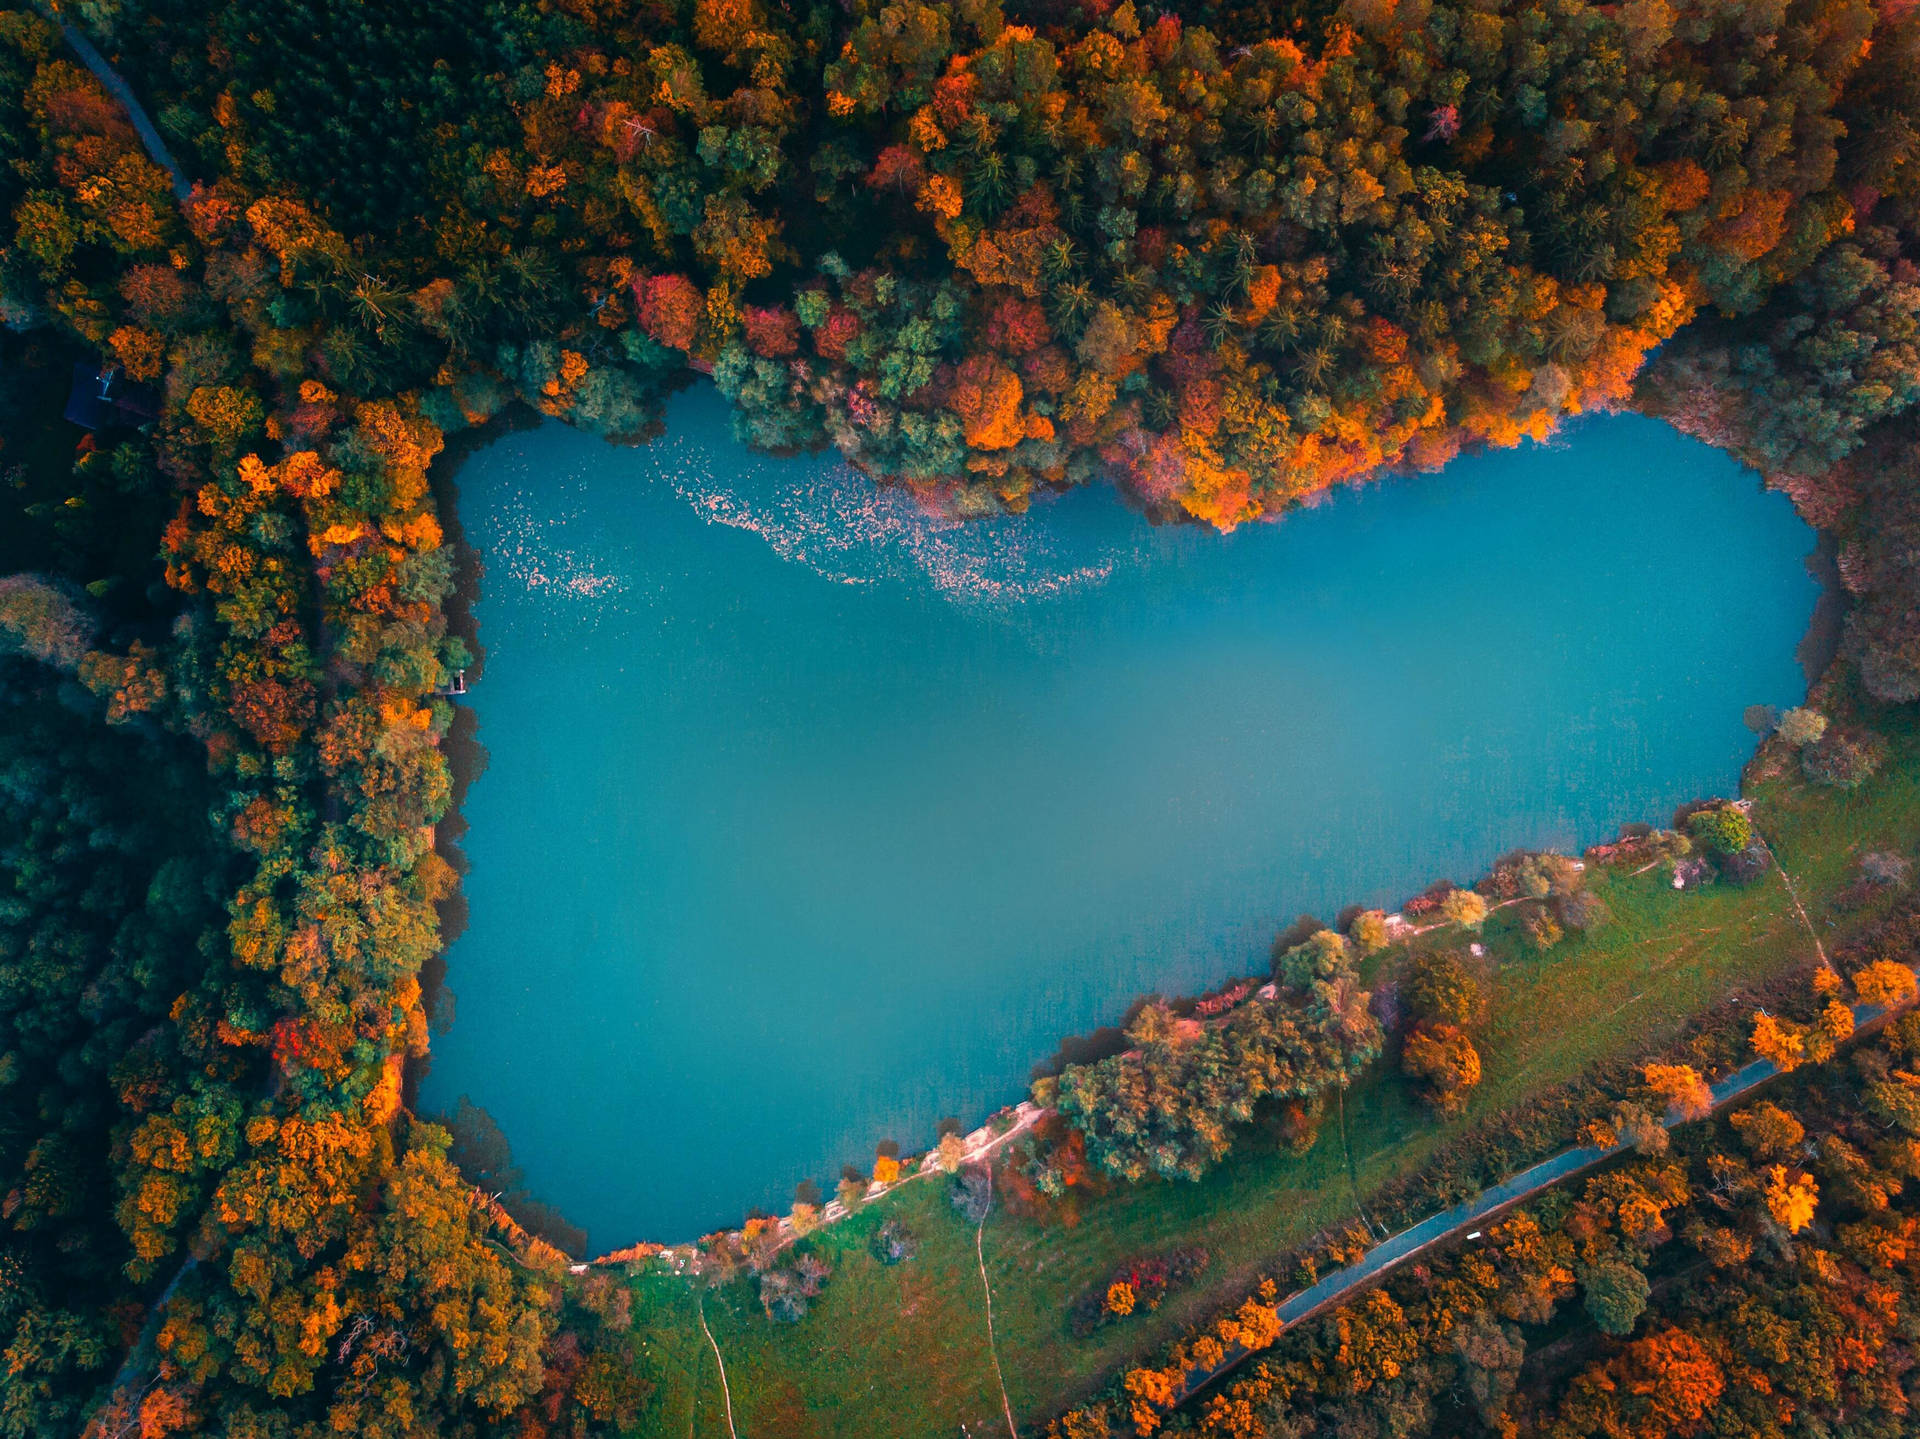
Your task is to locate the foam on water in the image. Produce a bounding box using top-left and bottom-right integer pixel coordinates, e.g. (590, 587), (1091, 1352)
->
(472, 388), (1136, 609)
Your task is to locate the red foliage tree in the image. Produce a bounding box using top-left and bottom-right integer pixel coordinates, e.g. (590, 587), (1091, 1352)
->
(632, 273), (703, 351)
(743, 305), (800, 357)
(986, 297), (1052, 355)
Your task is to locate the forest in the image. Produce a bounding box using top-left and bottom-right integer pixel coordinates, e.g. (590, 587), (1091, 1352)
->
(0, 0), (1917, 1432)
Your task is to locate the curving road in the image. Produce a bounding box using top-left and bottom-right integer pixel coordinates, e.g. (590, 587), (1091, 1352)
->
(1275, 1059), (1773, 1321)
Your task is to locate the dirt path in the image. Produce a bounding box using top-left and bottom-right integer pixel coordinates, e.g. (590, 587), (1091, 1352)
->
(974, 1167), (1019, 1439)
(1753, 824), (1833, 971)
(620, 1102), (1047, 1272)
(697, 1294), (739, 1439)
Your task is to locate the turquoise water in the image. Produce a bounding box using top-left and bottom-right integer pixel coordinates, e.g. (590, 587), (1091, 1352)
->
(422, 385), (1817, 1250)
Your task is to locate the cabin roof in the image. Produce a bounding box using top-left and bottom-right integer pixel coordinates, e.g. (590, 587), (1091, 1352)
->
(64, 362), (160, 431)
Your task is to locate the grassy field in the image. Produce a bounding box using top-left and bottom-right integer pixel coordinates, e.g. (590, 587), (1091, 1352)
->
(626, 711), (1920, 1439)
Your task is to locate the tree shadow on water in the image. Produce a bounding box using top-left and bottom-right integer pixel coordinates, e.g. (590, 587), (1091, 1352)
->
(434, 1095), (590, 1258)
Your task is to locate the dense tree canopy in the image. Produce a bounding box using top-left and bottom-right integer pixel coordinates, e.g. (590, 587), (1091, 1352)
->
(1050, 931), (1381, 1183)
(71, 0), (1920, 525)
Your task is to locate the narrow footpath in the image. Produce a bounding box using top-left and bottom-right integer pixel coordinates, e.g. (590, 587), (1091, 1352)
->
(697, 1295), (739, 1439)
(974, 1167), (1019, 1439)
(24, 39), (1866, 1423)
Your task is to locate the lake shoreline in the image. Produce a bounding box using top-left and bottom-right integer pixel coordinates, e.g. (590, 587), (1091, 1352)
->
(416, 387), (1829, 1254)
(405, 405), (542, 1117)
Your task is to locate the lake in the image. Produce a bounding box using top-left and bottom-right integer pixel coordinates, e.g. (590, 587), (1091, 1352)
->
(422, 384), (1818, 1250)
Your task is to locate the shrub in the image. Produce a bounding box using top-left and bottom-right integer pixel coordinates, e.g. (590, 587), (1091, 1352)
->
(1868, 1077), (1920, 1134)
(1067, 1247), (1212, 1337)
(1721, 842), (1773, 885)
(1441, 888), (1490, 929)
(1268, 1096), (1325, 1155)
(1402, 1021), (1482, 1113)
(933, 1132), (968, 1173)
(1752, 1011), (1814, 1071)
(952, 1164), (993, 1224)
(1401, 948), (1487, 1028)
(184, 383), (265, 447)
(0, 575), (92, 672)
(1763, 1165), (1819, 1233)
(1670, 855), (1713, 889)
(1521, 906), (1564, 950)
(869, 1218), (917, 1265)
(1642, 1063), (1713, 1120)
(1609, 1101), (1670, 1154)
(1558, 888), (1611, 933)
(1853, 960), (1919, 1008)
(1730, 1101), (1805, 1159)
(1276, 928), (1352, 989)
(1776, 706), (1829, 746)
(1862, 852), (1912, 887)
(1514, 852), (1583, 899)
(1803, 730), (1886, 789)
(1688, 805), (1753, 856)
(1819, 998), (1856, 1042)
(1350, 909), (1391, 953)
(759, 1251), (832, 1322)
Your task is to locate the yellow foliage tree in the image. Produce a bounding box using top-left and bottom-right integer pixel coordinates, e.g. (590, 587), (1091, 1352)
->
(1751, 1011), (1807, 1071)
(1441, 889), (1490, 929)
(1642, 1063), (1714, 1120)
(1819, 998), (1856, 1040)
(1763, 1164), (1819, 1233)
(1854, 961), (1918, 1008)
(1123, 1363), (1180, 1434)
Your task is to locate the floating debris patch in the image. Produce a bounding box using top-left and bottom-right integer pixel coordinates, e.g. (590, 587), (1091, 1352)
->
(481, 484), (631, 605)
(658, 429), (1121, 604)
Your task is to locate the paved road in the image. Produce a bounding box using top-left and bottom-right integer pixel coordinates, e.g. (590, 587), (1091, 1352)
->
(1170, 1040), (1843, 1407)
(1274, 1059), (1774, 1322)
(36, 5), (193, 202)
(21, 58), (1883, 1400)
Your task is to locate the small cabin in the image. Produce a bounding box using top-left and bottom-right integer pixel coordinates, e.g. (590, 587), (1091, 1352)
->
(434, 670), (468, 697)
(64, 363), (159, 431)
